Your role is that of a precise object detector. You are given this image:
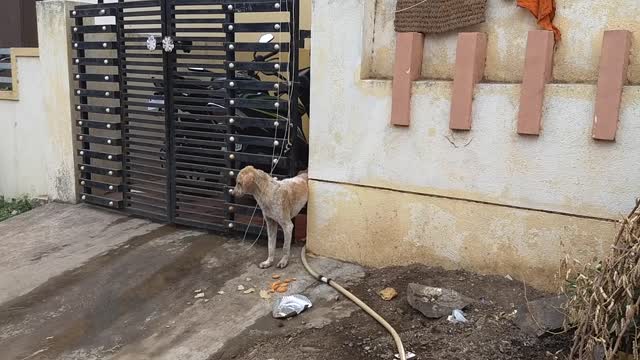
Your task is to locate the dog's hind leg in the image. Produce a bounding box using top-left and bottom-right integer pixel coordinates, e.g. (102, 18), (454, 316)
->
(260, 218), (278, 269)
(276, 219), (294, 268)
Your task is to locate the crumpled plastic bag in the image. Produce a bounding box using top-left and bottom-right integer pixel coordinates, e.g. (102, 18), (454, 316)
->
(447, 309), (468, 324)
(272, 294), (313, 319)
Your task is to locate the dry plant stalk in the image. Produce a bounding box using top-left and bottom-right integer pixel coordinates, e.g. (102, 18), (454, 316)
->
(563, 200), (640, 360)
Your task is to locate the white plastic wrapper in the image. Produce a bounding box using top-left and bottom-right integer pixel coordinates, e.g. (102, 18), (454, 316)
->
(447, 309), (468, 324)
(272, 294), (313, 319)
(395, 352), (416, 359)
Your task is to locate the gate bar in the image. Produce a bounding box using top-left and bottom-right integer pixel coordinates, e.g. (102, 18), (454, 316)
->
(162, 0), (177, 221)
(225, 4), (237, 229)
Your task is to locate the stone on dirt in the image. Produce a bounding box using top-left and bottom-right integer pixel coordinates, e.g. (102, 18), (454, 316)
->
(514, 295), (567, 337)
(378, 287), (398, 301)
(406, 283), (473, 318)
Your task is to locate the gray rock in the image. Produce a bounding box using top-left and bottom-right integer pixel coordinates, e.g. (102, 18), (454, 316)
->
(514, 294), (567, 337)
(406, 283), (473, 318)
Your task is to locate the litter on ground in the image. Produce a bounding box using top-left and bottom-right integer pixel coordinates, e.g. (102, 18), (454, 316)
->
(272, 294), (313, 319)
(395, 352), (416, 359)
(447, 309), (468, 324)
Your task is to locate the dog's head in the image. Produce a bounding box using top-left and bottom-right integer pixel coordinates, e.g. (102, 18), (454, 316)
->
(233, 166), (258, 197)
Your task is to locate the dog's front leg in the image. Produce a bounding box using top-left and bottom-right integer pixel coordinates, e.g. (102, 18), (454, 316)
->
(276, 219), (294, 268)
(260, 218), (278, 269)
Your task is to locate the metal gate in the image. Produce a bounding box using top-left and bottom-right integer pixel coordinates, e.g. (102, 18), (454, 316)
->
(71, 0), (305, 235)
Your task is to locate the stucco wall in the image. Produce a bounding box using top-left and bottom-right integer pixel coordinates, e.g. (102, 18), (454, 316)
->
(0, 56), (48, 198)
(36, 0), (80, 203)
(366, 0), (640, 83)
(308, 181), (616, 291)
(0, 1), (79, 202)
(307, 0), (640, 290)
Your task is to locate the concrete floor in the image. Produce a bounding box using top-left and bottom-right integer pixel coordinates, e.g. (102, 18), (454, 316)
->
(0, 204), (364, 360)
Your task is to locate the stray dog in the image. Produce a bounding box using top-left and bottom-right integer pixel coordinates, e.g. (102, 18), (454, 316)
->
(233, 166), (308, 269)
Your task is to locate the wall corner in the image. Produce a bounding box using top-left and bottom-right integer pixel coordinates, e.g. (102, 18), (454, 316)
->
(36, 0), (79, 203)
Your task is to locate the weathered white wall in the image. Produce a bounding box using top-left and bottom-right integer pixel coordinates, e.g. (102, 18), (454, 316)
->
(310, 79), (640, 220)
(310, 0), (640, 220)
(0, 57), (48, 198)
(36, 0), (79, 202)
(307, 0), (640, 290)
(0, 1), (79, 201)
(307, 181), (617, 292)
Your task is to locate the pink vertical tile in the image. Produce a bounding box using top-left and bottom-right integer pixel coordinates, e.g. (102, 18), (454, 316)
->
(391, 32), (424, 127)
(593, 30), (631, 141)
(517, 30), (555, 135)
(449, 32), (487, 130)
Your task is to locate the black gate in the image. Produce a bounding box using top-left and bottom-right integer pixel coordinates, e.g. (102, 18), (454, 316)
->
(71, 0), (305, 235)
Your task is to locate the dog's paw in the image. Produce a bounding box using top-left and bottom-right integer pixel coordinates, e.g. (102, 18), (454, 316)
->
(276, 257), (289, 268)
(259, 260), (273, 269)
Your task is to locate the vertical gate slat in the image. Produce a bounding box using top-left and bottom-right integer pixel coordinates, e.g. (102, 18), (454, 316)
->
(225, 3), (237, 230)
(163, 0), (177, 221)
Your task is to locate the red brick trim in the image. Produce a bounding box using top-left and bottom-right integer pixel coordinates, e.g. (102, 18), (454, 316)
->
(391, 32), (424, 127)
(450, 32), (488, 130)
(592, 30), (631, 141)
(517, 30), (555, 135)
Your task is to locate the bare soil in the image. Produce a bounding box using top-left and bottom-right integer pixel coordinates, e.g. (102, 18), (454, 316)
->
(214, 264), (572, 360)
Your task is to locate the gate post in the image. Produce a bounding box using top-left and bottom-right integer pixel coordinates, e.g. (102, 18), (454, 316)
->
(36, 0), (80, 203)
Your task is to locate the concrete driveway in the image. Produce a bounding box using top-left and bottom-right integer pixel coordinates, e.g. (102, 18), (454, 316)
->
(0, 203), (363, 360)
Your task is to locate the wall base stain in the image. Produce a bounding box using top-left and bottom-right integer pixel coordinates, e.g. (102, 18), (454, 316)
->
(307, 180), (617, 292)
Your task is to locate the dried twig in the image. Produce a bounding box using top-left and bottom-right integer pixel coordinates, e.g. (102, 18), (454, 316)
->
(564, 200), (640, 359)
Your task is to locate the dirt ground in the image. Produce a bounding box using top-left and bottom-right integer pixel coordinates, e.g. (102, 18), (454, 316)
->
(0, 204), (572, 360)
(215, 265), (573, 360)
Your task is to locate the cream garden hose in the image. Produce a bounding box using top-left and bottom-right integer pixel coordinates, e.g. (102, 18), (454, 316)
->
(300, 246), (407, 360)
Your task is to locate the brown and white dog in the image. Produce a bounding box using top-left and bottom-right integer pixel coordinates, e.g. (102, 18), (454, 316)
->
(232, 166), (308, 269)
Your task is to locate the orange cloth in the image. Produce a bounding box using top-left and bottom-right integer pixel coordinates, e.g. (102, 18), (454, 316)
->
(517, 0), (561, 41)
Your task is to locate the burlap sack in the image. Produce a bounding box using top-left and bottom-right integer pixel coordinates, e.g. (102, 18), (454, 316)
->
(394, 0), (488, 34)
